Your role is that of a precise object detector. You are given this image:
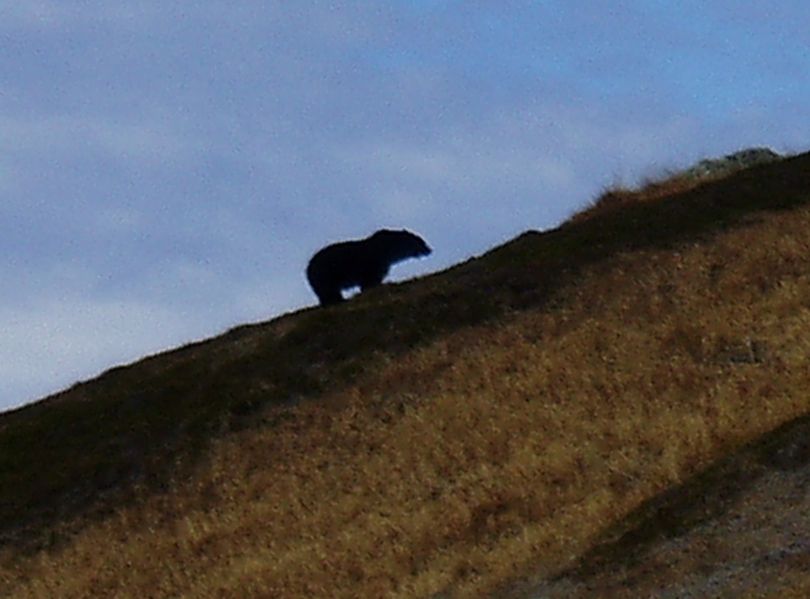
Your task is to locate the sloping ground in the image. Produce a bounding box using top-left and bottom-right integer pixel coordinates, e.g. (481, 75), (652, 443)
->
(1, 152), (809, 597)
(501, 414), (810, 598)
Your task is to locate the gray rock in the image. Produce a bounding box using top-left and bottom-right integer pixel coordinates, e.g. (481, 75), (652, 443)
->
(682, 147), (782, 180)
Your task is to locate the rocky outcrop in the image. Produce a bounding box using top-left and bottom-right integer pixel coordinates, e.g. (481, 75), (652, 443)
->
(683, 147), (782, 180)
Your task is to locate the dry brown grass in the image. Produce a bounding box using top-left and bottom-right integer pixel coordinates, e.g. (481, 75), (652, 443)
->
(567, 171), (714, 225)
(3, 166), (810, 597)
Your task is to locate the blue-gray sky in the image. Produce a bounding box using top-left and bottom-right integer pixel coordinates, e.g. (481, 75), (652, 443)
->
(2, 1), (809, 410)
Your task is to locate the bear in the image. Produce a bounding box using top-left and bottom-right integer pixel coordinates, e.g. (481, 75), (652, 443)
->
(306, 229), (432, 306)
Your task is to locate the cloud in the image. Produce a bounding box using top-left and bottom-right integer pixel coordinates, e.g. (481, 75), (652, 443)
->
(0, 112), (195, 165)
(0, 296), (202, 410)
(1, 2), (87, 28)
(0, 2), (166, 29)
(0, 273), (309, 412)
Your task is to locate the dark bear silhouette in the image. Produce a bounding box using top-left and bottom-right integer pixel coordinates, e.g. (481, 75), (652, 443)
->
(306, 229), (431, 306)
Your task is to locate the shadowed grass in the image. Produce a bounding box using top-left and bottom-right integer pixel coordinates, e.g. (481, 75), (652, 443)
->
(563, 412), (810, 579)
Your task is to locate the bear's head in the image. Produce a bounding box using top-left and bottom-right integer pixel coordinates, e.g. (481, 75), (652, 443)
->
(371, 229), (432, 263)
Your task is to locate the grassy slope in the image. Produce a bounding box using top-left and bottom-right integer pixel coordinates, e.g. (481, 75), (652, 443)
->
(1, 152), (809, 596)
(504, 413), (810, 598)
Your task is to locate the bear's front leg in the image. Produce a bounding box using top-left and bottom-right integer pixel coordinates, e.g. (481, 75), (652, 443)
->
(359, 273), (385, 292)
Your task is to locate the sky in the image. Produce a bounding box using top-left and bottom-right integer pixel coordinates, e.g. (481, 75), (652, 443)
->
(2, 1), (809, 410)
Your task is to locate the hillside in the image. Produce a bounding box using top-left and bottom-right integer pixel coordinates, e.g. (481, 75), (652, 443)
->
(1, 151), (810, 597)
(502, 412), (810, 598)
